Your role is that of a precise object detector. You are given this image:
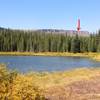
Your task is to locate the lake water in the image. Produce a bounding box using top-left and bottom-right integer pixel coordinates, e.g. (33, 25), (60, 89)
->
(0, 56), (100, 72)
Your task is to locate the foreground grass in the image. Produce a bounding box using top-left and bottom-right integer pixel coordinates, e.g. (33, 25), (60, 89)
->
(0, 64), (100, 100)
(0, 52), (100, 61)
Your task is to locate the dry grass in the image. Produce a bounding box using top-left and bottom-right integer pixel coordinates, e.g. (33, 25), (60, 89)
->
(1, 64), (100, 99)
(0, 52), (100, 61)
(45, 77), (100, 100)
(0, 52), (100, 99)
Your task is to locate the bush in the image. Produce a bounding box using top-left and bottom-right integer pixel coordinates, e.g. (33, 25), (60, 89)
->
(0, 64), (45, 100)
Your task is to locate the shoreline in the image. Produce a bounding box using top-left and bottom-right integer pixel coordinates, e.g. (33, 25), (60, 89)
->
(0, 52), (99, 61)
(0, 64), (100, 99)
(0, 53), (100, 99)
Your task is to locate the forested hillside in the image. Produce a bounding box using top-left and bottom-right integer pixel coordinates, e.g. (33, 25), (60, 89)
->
(0, 28), (100, 52)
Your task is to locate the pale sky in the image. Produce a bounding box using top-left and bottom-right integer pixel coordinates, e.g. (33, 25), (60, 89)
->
(0, 0), (100, 32)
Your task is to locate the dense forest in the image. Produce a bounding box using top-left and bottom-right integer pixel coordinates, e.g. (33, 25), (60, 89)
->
(0, 28), (100, 53)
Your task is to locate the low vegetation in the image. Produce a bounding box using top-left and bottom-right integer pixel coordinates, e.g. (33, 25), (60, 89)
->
(0, 64), (100, 100)
(0, 64), (45, 100)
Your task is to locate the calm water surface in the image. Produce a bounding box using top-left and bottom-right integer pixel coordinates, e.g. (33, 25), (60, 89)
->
(0, 56), (100, 72)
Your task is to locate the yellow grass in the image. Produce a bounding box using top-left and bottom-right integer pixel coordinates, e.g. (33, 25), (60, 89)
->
(0, 52), (100, 99)
(0, 64), (100, 99)
(0, 52), (100, 61)
(24, 68), (100, 89)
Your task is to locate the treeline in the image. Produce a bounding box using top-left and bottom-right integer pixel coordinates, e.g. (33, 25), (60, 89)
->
(0, 28), (100, 53)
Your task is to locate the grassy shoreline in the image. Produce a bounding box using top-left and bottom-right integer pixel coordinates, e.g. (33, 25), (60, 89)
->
(0, 52), (100, 61)
(0, 52), (100, 99)
(0, 64), (100, 99)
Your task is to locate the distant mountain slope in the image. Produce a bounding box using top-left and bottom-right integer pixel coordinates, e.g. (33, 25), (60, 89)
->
(0, 27), (7, 30)
(0, 27), (90, 36)
(36, 29), (90, 36)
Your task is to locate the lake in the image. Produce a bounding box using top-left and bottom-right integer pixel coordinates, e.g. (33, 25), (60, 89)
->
(0, 56), (100, 72)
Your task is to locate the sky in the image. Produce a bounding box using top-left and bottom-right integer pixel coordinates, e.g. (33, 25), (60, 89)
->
(0, 0), (100, 32)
